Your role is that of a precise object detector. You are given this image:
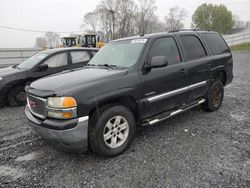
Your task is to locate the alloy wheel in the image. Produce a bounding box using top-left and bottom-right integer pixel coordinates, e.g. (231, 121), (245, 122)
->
(103, 115), (129, 148)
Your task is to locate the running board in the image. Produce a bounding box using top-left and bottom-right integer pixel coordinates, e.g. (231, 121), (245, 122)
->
(142, 98), (206, 126)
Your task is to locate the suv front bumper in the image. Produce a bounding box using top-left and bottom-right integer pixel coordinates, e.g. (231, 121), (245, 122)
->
(25, 106), (89, 151)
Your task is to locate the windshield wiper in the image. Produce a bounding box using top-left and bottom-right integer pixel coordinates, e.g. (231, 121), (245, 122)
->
(97, 64), (117, 69)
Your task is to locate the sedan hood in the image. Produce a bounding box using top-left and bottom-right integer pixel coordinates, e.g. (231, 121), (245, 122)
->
(0, 66), (24, 77)
(30, 67), (127, 95)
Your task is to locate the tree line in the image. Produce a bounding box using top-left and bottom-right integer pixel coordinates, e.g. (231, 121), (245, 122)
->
(83, 0), (248, 42)
(35, 1), (248, 48)
(83, 0), (187, 41)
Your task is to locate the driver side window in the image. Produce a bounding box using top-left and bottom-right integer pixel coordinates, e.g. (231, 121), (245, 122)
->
(42, 53), (67, 68)
(150, 37), (181, 65)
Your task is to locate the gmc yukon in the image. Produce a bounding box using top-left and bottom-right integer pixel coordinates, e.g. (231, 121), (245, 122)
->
(25, 30), (233, 157)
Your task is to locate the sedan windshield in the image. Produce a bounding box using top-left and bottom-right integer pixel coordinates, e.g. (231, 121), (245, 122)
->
(89, 39), (147, 68)
(17, 52), (48, 69)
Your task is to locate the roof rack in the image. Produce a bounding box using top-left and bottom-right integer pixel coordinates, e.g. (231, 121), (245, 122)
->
(168, 29), (212, 33)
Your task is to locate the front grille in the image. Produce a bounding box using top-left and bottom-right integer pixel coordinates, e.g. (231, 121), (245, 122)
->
(27, 95), (47, 119)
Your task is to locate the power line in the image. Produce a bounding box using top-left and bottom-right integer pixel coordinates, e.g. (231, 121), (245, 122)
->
(0, 25), (85, 33)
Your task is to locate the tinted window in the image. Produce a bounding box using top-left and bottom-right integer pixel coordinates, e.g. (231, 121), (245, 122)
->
(70, 51), (90, 64)
(201, 33), (229, 55)
(42, 53), (67, 68)
(180, 35), (206, 61)
(150, 37), (181, 65)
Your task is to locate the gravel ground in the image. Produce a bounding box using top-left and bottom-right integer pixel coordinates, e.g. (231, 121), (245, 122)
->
(0, 52), (249, 188)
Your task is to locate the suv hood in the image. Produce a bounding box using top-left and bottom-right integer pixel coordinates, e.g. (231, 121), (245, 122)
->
(0, 66), (24, 77)
(30, 67), (127, 95)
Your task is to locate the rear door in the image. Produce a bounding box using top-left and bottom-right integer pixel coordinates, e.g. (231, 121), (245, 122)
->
(140, 36), (188, 117)
(177, 34), (210, 101)
(200, 32), (233, 84)
(69, 50), (91, 69)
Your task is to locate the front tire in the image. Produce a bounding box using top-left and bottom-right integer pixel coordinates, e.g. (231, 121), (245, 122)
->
(8, 86), (26, 107)
(89, 105), (136, 157)
(203, 80), (224, 112)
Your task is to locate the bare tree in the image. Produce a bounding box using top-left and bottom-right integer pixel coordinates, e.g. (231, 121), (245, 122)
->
(44, 32), (60, 48)
(233, 15), (245, 29)
(246, 21), (250, 28)
(83, 11), (99, 32)
(136, 0), (157, 35)
(97, 7), (112, 41)
(165, 6), (187, 31)
(97, 0), (118, 40)
(34, 37), (47, 49)
(82, 0), (164, 41)
(116, 0), (138, 38)
(146, 14), (165, 33)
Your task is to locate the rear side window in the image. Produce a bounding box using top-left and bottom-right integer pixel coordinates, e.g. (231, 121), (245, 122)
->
(149, 37), (181, 65)
(70, 51), (90, 64)
(201, 33), (229, 55)
(180, 35), (206, 61)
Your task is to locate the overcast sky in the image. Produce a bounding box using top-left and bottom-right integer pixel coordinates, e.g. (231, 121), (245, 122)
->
(0, 0), (249, 48)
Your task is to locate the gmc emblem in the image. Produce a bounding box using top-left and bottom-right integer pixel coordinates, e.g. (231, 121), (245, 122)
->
(29, 100), (36, 108)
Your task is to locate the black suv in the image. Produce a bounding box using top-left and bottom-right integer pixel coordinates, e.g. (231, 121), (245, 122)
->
(25, 30), (233, 157)
(0, 47), (98, 107)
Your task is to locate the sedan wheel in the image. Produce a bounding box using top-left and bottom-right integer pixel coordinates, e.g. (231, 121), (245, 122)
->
(8, 86), (26, 107)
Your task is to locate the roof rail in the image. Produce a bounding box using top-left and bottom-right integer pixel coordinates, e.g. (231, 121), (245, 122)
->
(168, 29), (213, 33)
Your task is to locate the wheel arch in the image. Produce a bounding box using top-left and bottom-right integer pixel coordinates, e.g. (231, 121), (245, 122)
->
(2, 79), (28, 96)
(88, 95), (140, 123)
(211, 70), (226, 86)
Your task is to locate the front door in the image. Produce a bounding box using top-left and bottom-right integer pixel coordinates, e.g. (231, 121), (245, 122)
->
(35, 52), (70, 79)
(140, 37), (189, 118)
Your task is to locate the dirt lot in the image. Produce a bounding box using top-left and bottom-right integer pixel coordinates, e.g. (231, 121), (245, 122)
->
(0, 52), (249, 188)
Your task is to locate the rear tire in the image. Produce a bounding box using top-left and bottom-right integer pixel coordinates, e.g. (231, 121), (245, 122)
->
(203, 80), (224, 112)
(8, 86), (26, 107)
(89, 105), (136, 157)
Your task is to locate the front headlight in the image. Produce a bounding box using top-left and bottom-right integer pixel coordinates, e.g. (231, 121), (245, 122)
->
(46, 97), (77, 119)
(0, 77), (3, 81)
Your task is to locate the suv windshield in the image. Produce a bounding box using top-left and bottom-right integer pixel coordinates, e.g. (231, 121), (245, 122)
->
(17, 52), (48, 69)
(89, 39), (147, 68)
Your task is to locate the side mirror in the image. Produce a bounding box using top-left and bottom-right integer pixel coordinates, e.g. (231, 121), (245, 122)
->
(148, 56), (168, 69)
(37, 64), (48, 71)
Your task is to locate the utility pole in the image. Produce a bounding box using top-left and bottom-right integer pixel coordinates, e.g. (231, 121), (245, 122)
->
(108, 9), (115, 40)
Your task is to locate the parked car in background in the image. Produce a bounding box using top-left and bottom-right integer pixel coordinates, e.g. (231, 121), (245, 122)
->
(0, 47), (98, 107)
(25, 30), (233, 157)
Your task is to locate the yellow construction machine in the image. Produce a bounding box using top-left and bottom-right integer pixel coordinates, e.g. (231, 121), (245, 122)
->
(60, 34), (105, 48)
